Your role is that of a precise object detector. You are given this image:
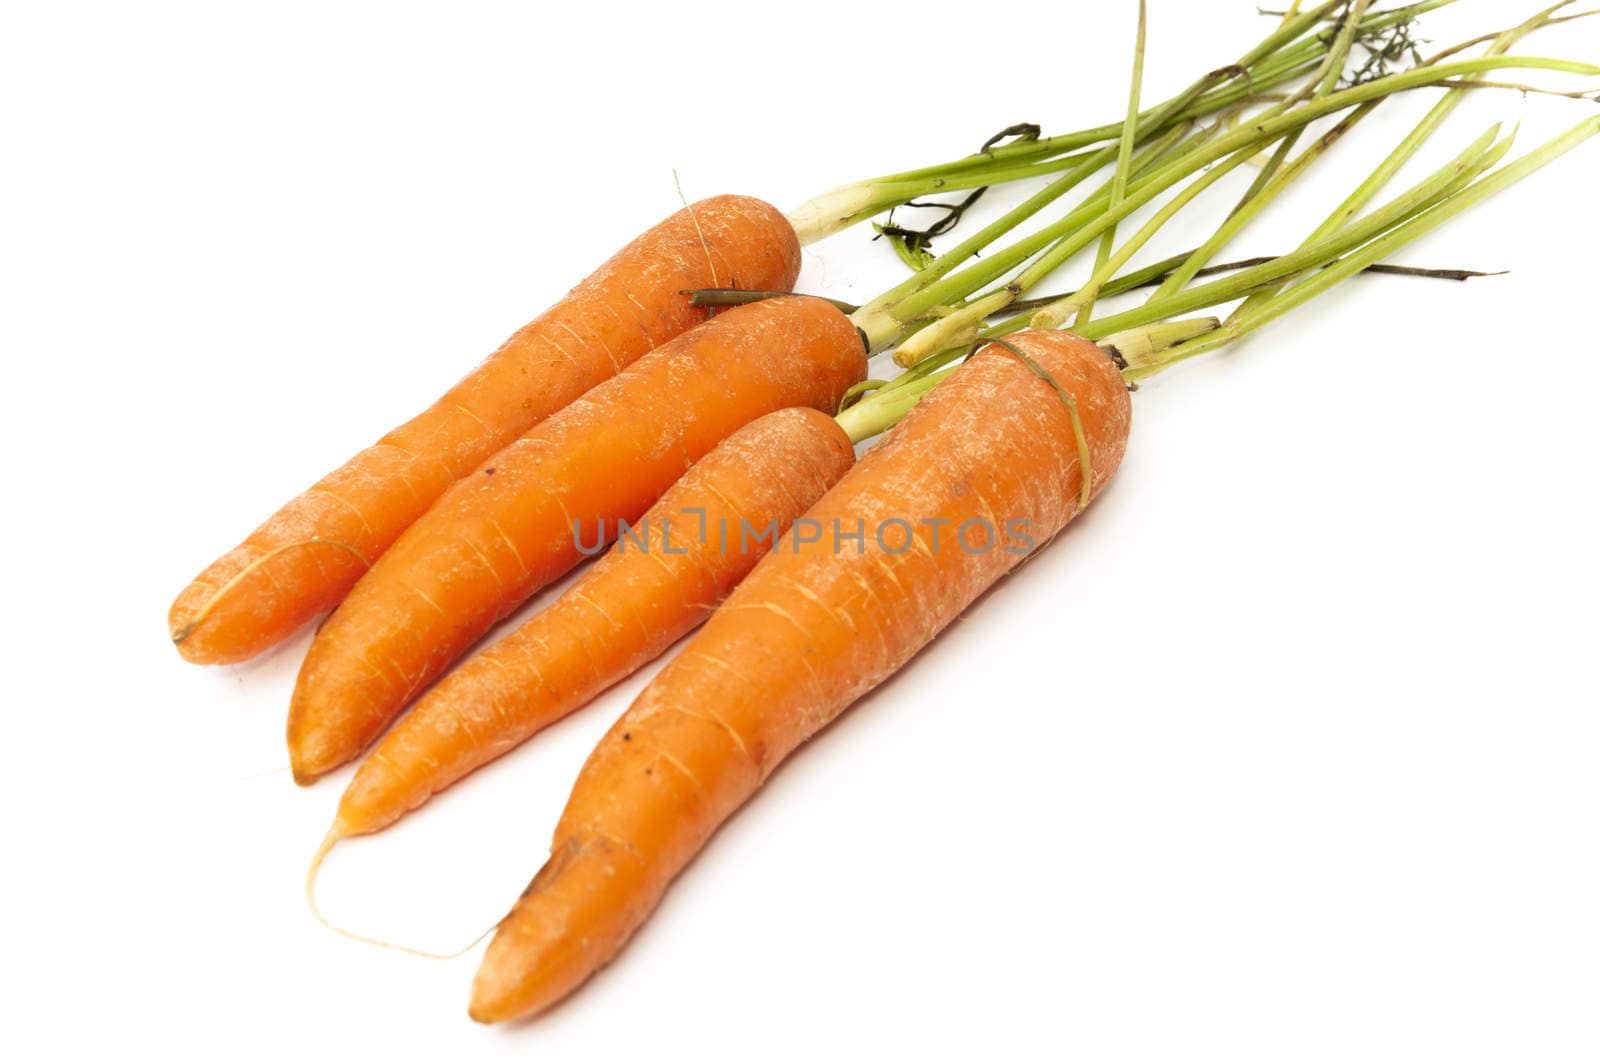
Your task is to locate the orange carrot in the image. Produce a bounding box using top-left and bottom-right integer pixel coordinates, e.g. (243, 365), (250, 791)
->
(326, 406), (855, 843)
(467, 330), (1131, 1022)
(287, 296), (866, 784)
(169, 195), (800, 665)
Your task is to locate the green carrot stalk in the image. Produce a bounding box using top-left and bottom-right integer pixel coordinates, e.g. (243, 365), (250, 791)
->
(840, 117), (1591, 440)
(849, 121), (1196, 336)
(1222, 0), (1587, 326)
(1057, 123), (1514, 343)
(1230, 0), (1373, 218)
(786, 0), (1456, 244)
(1028, 103), (1378, 335)
(869, 54), (1594, 361)
(1125, 116), (1600, 380)
(1077, 0), (1149, 327)
(1151, 101), (1382, 301)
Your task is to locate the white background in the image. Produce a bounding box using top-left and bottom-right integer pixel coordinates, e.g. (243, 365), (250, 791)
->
(4, 1), (1597, 1059)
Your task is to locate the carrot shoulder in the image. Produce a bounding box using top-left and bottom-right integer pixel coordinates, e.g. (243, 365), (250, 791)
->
(468, 331), (1132, 1023)
(169, 195), (800, 665)
(287, 296), (866, 783)
(330, 406), (855, 840)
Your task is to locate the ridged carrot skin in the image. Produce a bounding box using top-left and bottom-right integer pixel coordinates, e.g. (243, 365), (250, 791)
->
(287, 297), (867, 784)
(331, 407), (856, 840)
(169, 195), (800, 665)
(468, 331), (1132, 1023)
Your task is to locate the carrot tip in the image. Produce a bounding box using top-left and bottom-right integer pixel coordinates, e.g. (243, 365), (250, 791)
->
(467, 966), (522, 1025)
(289, 745), (335, 787)
(170, 623), (194, 644)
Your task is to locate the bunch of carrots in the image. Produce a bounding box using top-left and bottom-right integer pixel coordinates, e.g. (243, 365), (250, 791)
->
(169, 0), (1600, 1024)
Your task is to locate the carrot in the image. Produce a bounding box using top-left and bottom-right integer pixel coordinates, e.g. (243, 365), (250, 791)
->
(168, 14), (1400, 669)
(168, 195), (800, 665)
(325, 406), (855, 843)
(468, 330), (1131, 1022)
(286, 296), (866, 783)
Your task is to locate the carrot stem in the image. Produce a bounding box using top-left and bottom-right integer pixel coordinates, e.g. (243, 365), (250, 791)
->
(683, 254), (1493, 317)
(1027, 129), (1274, 332)
(1077, 0), (1148, 328)
(1229, 1), (1372, 219)
(684, 288), (859, 313)
(1224, 0), (1584, 325)
(1126, 115), (1600, 379)
(835, 366), (958, 444)
(885, 53), (1595, 347)
(786, 0), (1433, 245)
(837, 0), (1437, 187)
(1152, 0), (1388, 301)
(983, 119), (1509, 342)
(847, 122), (1198, 350)
(1097, 316), (1222, 366)
(850, 114), (1532, 435)
(1152, 101), (1380, 301)
(895, 129), (1264, 367)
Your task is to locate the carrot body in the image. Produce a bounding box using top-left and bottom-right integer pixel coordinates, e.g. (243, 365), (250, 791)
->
(169, 195), (800, 665)
(468, 331), (1132, 1023)
(287, 297), (866, 783)
(331, 407), (856, 839)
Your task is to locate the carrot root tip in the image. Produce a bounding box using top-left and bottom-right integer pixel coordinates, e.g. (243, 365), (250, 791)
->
(172, 537), (372, 660)
(304, 827), (495, 961)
